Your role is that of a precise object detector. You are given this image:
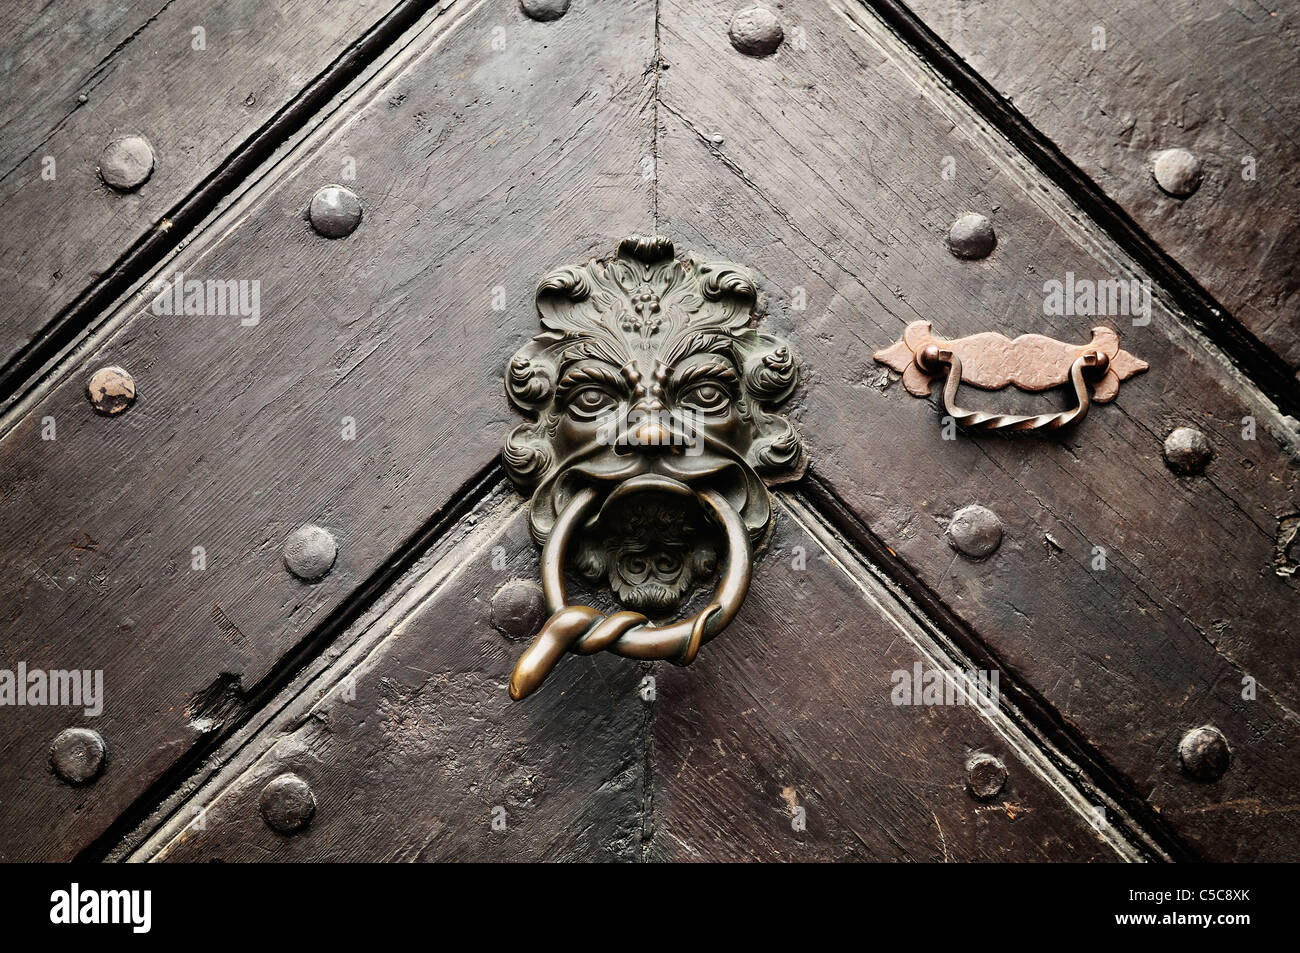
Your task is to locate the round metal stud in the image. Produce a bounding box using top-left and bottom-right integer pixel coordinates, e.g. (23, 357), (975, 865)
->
(520, 0), (569, 21)
(259, 772), (316, 833)
(50, 727), (106, 785)
(1163, 426), (1212, 475)
(308, 185), (363, 239)
(729, 6), (783, 56)
(947, 504), (1003, 559)
(490, 579), (547, 642)
(98, 134), (154, 191)
(283, 524), (337, 581)
(86, 366), (136, 415)
(946, 213), (997, 260)
(966, 752), (1006, 800)
(1152, 148), (1202, 198)
(1179, 725), (1230, 782)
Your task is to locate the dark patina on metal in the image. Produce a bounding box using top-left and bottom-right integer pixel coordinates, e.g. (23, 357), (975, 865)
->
(501, 236), (804, 699)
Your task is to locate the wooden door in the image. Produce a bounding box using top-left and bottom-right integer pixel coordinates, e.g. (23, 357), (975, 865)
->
(1, 0), (1296, 865)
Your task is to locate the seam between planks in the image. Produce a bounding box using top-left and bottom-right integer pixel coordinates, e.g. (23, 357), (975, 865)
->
(784, 487), (1174, 861)
(85, 458), (507, 862)
(856, 0), (1300, 421)
(799, 470), (1193, 861)
(0, 0), (459, 412)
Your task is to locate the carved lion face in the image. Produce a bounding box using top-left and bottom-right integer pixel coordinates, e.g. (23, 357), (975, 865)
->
(502, 236), (804, 616)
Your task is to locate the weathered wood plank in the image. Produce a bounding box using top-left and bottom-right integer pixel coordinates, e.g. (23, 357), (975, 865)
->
(0, 0), (655, 861)
(139, 496), (649, 863)
(657, 0), (1300, 860)
(899, 0), (1300, 371)
(651, 498), (1139, 862)
(0, 0), (436, 394)
(137, 495), (1135, 861)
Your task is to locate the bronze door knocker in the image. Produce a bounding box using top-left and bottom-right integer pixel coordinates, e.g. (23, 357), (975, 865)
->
(500, 236), (805, 699)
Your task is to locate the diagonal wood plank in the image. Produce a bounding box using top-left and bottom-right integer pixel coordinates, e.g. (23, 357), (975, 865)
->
(137, 495), (649, 863)
(135, 494), (1139, 862)
(656, 0), (1300, 860)
(0, 0), (450, 395)
(650, 497), (1143, 862)
(0, 0), (655, 861)
(897, 0), (1300, 372)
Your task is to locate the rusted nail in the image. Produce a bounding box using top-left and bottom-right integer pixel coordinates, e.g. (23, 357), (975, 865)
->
(729, 6), (783, 56)
(283, 524), (337, 581)
(259, 772), (316, 833)
(1163, 426), (1212, 475)
(1178, 725), (1230, 782)
(966, 752), (1006, 799)
(309, 185), (362, 238)
(98, 134), (154, 191)
(947, 504), (1003, 558)
(946, 213), (996, 259)
(520, 0), (569, 21)
(86, 366), (136, 415)
(490, 579), (547, 642)
(50, 727), (106, 785)
(1152, 148), (1202, 198)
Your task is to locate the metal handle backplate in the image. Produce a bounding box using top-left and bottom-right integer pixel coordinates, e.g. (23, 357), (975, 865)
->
(874, 321), (1148, 433)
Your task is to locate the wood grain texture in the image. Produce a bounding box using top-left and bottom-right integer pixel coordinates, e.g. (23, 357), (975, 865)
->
(650, 498), (1132, 862)
(0, 0), (655, 861)
(142, 498), (649, 863)
(899, 0), (1300, 370)
(657, 0), (1300, 860)
(139, 495), (1131, 861)
(0, 0), (431, 386)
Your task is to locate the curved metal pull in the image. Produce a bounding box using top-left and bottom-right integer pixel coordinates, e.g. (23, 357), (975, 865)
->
(500, 237), (806, 700)
(874, 321), (1148, 433)
(917, 344), (1105, 432)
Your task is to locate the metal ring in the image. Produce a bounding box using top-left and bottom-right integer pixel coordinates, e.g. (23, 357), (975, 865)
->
(508, 484), (753, 700)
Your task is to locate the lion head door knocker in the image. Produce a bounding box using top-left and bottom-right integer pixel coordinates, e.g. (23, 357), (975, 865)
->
(501, 236), (805, 700)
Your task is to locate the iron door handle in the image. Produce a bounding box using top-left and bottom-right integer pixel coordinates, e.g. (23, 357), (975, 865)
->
(500, 237), (805, 700)
(874, 321), (1148, 433)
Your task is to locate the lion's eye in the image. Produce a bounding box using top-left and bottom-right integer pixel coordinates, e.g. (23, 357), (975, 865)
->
(679, 382), (731, 414)
(567, 386), (618, 419)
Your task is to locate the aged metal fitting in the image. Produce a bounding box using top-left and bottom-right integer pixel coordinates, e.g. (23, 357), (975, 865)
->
(948, 505), (1003, 559)
(1163, 426), (1212, 475)
(260, 772), (316, 833)
(99, 134), (154, 191)
(966, 753), (1007, 799)
(283, 524), (337, 581)
(876, 321), (1147, 433)
(729, 7), (783, 56)
(50, 727), (106, 785)
(946, 213), (996, 260)
(1179, 725), (1230, 782)
(501, 236), (805, 699)
(309, 185), (363, 238)
(86, 366), (136, 415)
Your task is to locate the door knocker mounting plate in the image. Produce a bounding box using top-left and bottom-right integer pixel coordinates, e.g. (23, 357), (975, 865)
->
(501, 236), (805, 699)
(874, 320), (1148, 432)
